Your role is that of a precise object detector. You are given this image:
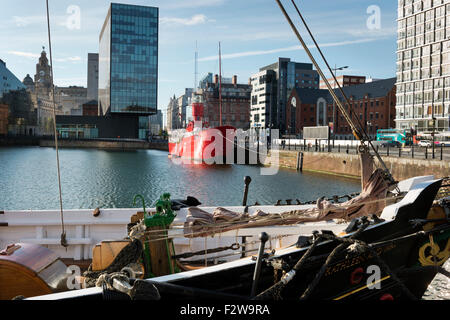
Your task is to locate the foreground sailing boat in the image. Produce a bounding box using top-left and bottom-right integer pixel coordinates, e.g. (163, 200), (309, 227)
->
(19, 175), (450, 300)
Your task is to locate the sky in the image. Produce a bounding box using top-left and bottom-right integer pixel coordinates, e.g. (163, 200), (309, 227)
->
(0, 0), (398, 124)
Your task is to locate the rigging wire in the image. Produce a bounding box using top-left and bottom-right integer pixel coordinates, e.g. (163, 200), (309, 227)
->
(46, 0), (67, 247)
(275, 0), (397, 187)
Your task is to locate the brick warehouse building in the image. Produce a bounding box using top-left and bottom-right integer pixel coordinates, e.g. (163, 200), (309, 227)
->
(286, 78), (397, 139)
(196, 74), (251, 129)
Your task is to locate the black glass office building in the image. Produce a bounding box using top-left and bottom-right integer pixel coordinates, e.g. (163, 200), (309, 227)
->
(99, 3), (158, 138)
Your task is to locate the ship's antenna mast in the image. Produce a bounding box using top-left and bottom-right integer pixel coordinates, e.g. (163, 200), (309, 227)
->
(275, 0), (397, 187)
(195, 41), (198, 91)
(219, 41), (223, 126)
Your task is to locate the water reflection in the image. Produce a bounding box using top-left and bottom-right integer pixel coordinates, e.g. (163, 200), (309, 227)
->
(0, 147), (360, 210)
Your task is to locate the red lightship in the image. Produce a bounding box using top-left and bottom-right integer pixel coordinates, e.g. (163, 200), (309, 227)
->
(168, 94), (236, 164)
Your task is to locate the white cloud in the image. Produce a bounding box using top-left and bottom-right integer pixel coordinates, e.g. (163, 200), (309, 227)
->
(12, 15), (45, 27)
(7, 51), (40, 59)
(7, 51), (82, 64)
(54, 56), (82, 63)
(160, 14), (212, 26)
(197, 38), (383, 62)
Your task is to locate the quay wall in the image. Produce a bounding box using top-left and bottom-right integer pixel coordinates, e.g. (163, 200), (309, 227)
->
(39, 139), (169, 151)
(272, 150), (449, 181)
(0, 136), (39, 146)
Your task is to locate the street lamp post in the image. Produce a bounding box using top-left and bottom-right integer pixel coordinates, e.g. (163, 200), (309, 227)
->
(431, 117), (436, 159)
(331, 65), (349, 140)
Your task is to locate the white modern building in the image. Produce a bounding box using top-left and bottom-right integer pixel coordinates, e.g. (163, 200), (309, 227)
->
(396, 0), (450, 138)
(249, 58), (319, 133)
(249, 69), (277, 129)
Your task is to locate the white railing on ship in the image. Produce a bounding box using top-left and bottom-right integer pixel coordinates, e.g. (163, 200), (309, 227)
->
(0, 208), (138, 261)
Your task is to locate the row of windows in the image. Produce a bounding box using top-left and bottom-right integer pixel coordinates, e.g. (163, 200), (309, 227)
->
(398, 42), (445, 60)
(397, 52), (450, 71)
(397, 88), (450, 103)
(397, 77), (450, 92)
(111, 4), (158, 18)
(397, 64), (450, 81)
(399, 1), (447, 19)
(398, 17), (448, 39)
(398, 29), (450, 50)
(396, 105), (450, 118)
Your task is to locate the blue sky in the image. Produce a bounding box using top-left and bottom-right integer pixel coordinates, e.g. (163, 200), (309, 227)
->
(0, 0), (398, 122)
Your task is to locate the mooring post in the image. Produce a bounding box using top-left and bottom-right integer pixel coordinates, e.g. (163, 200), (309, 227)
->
(251, 232), (269, 297)
(300, 152), (304, 172)
(242, 176), (252, 206)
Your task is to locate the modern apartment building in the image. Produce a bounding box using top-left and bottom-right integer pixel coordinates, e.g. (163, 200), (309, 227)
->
(396, 0), (450, 138)
(250, 58), (319, 133)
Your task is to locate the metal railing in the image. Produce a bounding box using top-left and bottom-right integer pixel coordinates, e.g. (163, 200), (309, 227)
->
(274, 139), (450, 161)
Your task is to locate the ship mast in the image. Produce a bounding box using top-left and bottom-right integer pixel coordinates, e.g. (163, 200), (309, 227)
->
(195, 41), (198, 91)
(219, 42), (222, 127)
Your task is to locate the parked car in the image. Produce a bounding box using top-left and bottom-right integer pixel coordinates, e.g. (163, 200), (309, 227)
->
(418, 140), (432, 147)
(382, 140), (401, 148)
(372, 140), (401, 148)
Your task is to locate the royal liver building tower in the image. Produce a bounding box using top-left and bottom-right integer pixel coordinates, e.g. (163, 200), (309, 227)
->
(396, 0), (450, 140)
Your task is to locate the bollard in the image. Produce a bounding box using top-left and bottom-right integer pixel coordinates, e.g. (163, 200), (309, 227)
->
(441, 145), (443, 160)
(412, 145), (414, 158)
(387, 145), (390, 157)
(338, 144), (340, 153)
(399, 146), (401, 158)
(300, 152), (304, 172)
(242, 176), (252, 206)
(251, 232), (269, 297)
(425, 147), (428, 159)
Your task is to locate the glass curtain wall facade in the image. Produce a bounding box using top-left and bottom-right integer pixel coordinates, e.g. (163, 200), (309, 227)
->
(99, 3), (158, 118)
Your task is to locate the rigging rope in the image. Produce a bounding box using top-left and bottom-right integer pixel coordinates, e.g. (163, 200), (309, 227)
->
(46, 0), (67, 247)
(131, 194), (404, 243)
(275, 0), (397, 188)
